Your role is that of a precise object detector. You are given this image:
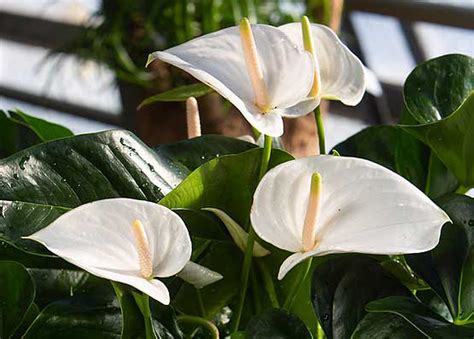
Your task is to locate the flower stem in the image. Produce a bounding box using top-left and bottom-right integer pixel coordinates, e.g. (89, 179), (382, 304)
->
(282, 257), (313, 310)
(177, 315), (220, 339)
(256, 259), (280, 308)
(196, 287), (206, 317)
(232, 134), (272, 332)
(132, 293), (155, 339)
(314, 106), (326, 155)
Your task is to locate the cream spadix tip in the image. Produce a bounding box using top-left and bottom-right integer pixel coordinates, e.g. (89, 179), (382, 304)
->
(301, 16), (320, 97)
(239, 18), (270, 112)
(186, 96), (201, 138)
(132, 219), (153, 279)
(302, 172), (322, 251)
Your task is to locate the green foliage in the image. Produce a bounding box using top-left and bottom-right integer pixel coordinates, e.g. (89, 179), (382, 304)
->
(245, 309), (312, 339)
(406, 194), (474, 323)
(0, 261), (35, 338)
(0, 53), (472, 338)
(401, 54), (474, 187)
(139, 84), (213, 108)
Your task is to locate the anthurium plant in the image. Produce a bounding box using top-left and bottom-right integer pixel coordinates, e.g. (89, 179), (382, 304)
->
(0, 18), (473, 339)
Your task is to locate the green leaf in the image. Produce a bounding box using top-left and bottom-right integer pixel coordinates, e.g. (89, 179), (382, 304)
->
(9, 109), (73, 142)
(352, 312), (424, 339)
(0, 109), (73, 159)
(366, 296), (474, 338)
(112, 283), (147, 339)
(29, 269), (112, 309)
(160, 148), (293, 226)
(138, 83), (213, 108)
(406, 194), (474, 322)
(245, 308), (312, 339)
(0, 261), (35, 338)
(333, 126), (428, 190)
(14, 303), (40, 337)
(401, 54), (474, 187)
(155, 135), (257, 172)
(311, 256), (411, 339)
(173, 243), (242, 318)
(23, 297), (122, 339)
(0, 130), (186, 255)
(0, 110), (17, 157)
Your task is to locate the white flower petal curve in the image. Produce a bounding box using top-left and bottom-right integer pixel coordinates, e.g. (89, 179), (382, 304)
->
(148, 24), (314, 137)
(25, 198), (192, 303)
(278, 251), (314, 280)
(90, 267), (171, 305)
(279, 23), (366, 106)
(177, 261), (223, 289)
(251, 156), (450, 258)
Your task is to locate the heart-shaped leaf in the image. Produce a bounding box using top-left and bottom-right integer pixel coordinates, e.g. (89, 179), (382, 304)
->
(311, 256), (411, 339)
(245, 309), (312, 339)
(0, 261), (35, 338)
(406, 194), (474, 322)
(401, 54), (474, 187)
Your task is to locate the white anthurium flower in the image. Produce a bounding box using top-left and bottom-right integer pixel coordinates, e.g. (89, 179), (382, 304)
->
(250, 156), (451, 280)
(147, 19), (318, 137)
(203, 208), (270, 257)
(279, 19), (366, 106)
(24, 198), (221, 304)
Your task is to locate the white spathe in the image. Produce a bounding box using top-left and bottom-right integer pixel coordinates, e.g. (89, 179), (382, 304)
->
(250, 156), (451, 280)
(25, 198), (192, 305)
(278, 23), (366, 106)
(148, 24), (317, 137)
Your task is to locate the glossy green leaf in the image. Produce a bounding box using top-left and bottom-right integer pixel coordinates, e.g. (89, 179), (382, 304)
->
(138, 83), (212, 108)
(352, 312), (424, 339)
(23, 297), (122, 339)
(366, 296), (474, 338)
(0, 130), (186, 255)
(29, 269), (113, 309)
(160, 148), (294, 226)
(406, 194), (474, 322)
(311, 256), (411, 339)
(245, 309), (312, 339)
(155, 135), (256, 172)
(0, 261), (35, 338)
(401, 54), (474, 187)
(0, 109), (73, 158)
(9, 109), (73, 142)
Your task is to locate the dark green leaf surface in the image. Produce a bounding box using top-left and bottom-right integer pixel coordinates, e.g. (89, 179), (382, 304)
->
(311, 256), (411, 339)
(352, 312), (424, 339)
(245, 309), (312, 339)
(155, 135), (256, 172)
(23, 298), (122, 339)
(0, 110), (17, 157)
(402, 54), (474, 187)
(404, 54), (473, 124)
(9, 109), (73, 142)
(138, 83), (212, 108)
(406, 194), (474, 322)
(111, 283), (147, 339)
(0, 130), (186, 255)
(333, 126), (428, 190)
(366, 296), (474, 338)
(0, 261), (35, 338)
